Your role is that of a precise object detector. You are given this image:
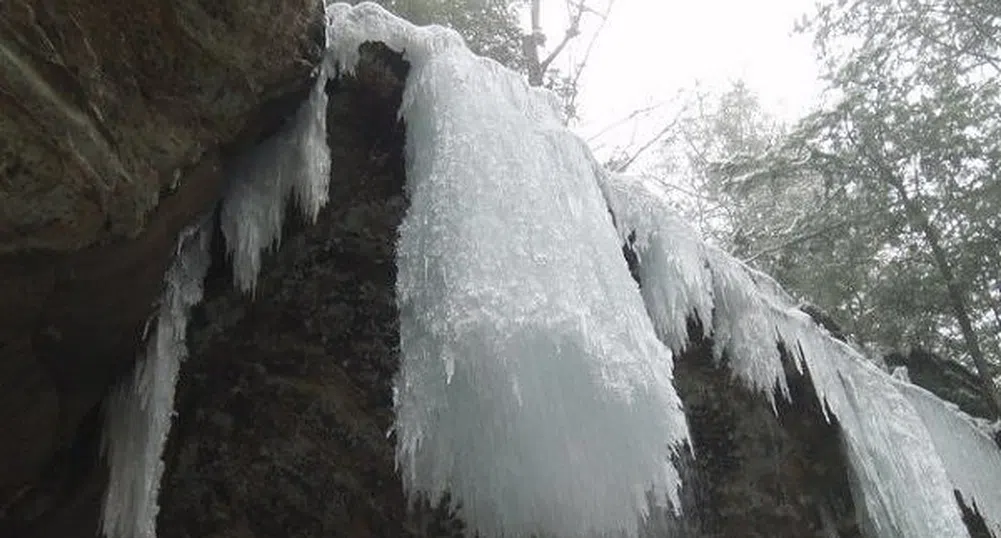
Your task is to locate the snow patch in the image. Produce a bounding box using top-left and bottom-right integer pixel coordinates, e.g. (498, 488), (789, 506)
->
(328, 4), (691, 537)
(101, 221), (212, 538)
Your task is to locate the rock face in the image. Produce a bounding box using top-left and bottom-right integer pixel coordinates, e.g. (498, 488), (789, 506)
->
(885, 348), (995, 420)
(157, 43), (468, 538)
(159, 43), (865, 538)
(0, 0), (323, 252)
(0, 1), (323, 535)
(661, 340), (861, 537)
(2, 4), (990, 537)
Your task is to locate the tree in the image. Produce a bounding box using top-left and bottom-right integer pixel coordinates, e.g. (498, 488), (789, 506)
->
(370, 0), (612, 122)
(710, 0), (1001, 417)
(656, 82), (791, 246)
(522, 0), (615, 121)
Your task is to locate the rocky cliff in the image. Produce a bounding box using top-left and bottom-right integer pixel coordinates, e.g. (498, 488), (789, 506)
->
(0, 2), (994, 538)
(0, 0), (322, 534)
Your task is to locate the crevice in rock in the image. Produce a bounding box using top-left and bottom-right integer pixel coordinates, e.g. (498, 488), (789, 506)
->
(956, 490), (995, 538)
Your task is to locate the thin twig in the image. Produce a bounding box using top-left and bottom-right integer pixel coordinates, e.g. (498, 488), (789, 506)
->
(539, 0), (587, 72)
(609, 107), (687, 173)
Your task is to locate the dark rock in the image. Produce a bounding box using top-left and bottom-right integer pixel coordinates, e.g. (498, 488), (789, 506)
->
(885, 348), (994, 419)
(0, 0), (325, 534)
(158, 42), (461, 538)
(956, 490), (995, 538)
(0, 0), (324, 253)
(644, 322), (861, 538)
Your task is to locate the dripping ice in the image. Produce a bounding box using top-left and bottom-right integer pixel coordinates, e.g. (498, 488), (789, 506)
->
(100, 2), (1001, 538)
(326, 4), (692, 537)
(602, 172), (1001, 538)
(100, 221), (212, 538)
(100, 40), (334, 538)
(220, 65), (331, 294)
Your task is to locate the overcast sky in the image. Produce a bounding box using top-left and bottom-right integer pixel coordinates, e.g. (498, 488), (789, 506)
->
(538, 0), (825, 162)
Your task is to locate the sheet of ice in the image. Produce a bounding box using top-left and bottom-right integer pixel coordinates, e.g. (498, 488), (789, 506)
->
(898, 381), (1001, 535)
(220, 66), (331, 294)
(101, 221), (212, 538)
(601, 174), (790, 401)
(599, 175), (713, 354)
(805, 335), (965, 538)
(328, 4), (691, 537)
(601, 173), (1000, 537)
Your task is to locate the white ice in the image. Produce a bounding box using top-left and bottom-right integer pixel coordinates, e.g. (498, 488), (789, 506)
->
(101, 221), (212, 538)
(602, 172), (1001, 538)
(220, 64), (331, 294)
(899, 381), (1001, 535)
(100, 2), (1001, 537)
(102, 9), (335, 536)
(327, 4), (692, 537)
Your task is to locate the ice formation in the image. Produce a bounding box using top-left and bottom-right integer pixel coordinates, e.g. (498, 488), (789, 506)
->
(602, 173), (1001, 537)
(326, 4), (691, 537)
(220, 66), (331, 294)
(101, 221), (211, 538)
(100, 2), (1001, 538)
(899, 381), (1001, 534)
(101, 27), (333, 538)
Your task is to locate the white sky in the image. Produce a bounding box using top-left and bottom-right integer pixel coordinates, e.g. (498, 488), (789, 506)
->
(537, 0), (825, 161)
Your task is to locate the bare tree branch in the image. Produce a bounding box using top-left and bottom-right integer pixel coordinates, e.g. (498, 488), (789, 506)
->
(524, 0), (615, 94)
(585, 100), (666, 143)
(563, 0), (616, 119)
(539, 1), (586, 73)
(608, 108), (687, 173)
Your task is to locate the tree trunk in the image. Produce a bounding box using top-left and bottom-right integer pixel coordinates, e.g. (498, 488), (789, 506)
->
(523, 0), (544, 86)
(886, 173), (1001, 419)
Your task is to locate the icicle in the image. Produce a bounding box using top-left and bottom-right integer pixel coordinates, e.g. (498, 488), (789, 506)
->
(898, 381), (1001, 535)
(601, 174), (789, 402)
(599, 174), (714, 354)
(220, 60), (331, 294)
(101, 220), (212, 538)
(101, 4), (340, 536)
(328, 4), (691, 537)
(601, 172), (1001, 538)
